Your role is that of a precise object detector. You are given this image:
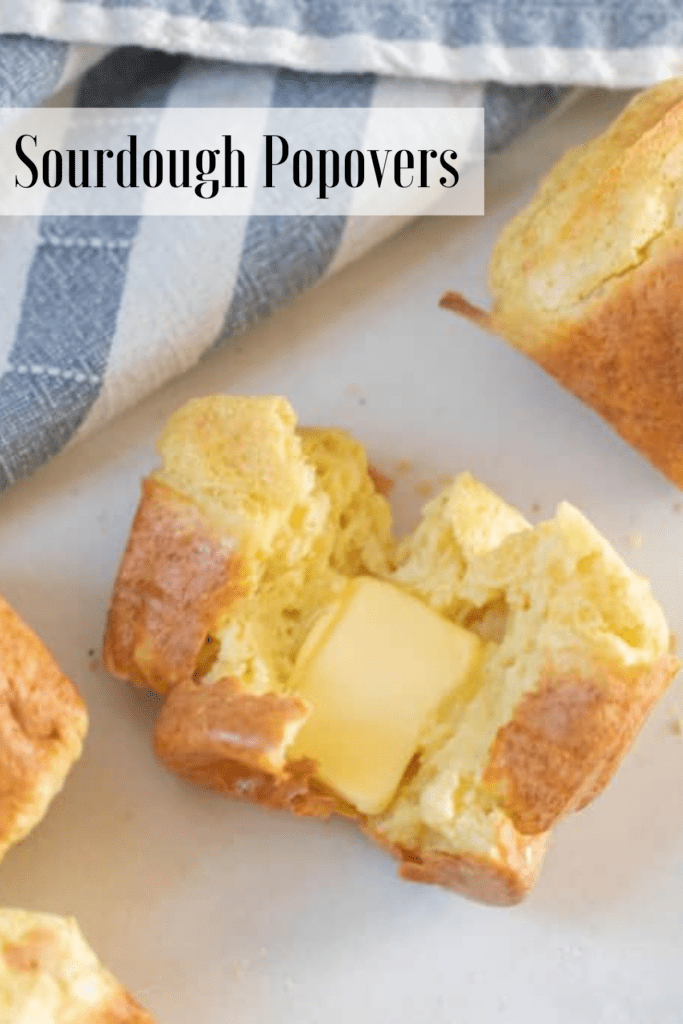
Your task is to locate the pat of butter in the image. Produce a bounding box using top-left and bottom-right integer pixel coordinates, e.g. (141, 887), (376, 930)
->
(289, 577), (482, 815)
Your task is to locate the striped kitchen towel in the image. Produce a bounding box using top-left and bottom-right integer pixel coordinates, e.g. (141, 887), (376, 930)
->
(0, 0), (680, 489)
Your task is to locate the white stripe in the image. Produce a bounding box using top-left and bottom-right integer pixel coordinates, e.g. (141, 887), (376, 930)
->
(40, 235), (134, 249)
(73, 64), (274, 444)
(54, 42), (112, 93)
(326, 81), (485, 279)
(367, 78), (484, 109)
(9, 363), (101, 386)
(3, 3), (683, 85)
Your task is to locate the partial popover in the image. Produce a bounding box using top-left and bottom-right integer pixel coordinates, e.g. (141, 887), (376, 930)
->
(442, 78), (683, 487)
(0, 597), (86, 864)
(0, 908), (154, 1022)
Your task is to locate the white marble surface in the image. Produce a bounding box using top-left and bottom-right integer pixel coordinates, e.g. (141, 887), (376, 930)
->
(0, 87), (682, 1022)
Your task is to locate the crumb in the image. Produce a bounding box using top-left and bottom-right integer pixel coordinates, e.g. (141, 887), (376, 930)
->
(627, 531), (642, 549)
(358, 397), (366, 406)
(232, 959), (249, 982)
(89, 657), (100, 673)
(87, 648), (94, 658)
(233, 777), (256, 796)
(669, 717), (683, 737)
(415, 480), (435, 499)
(530, 503), (541, 515)
(674, 503), (682, 513)
(368, 466), (394, 496)
(395, 460), (413, 475)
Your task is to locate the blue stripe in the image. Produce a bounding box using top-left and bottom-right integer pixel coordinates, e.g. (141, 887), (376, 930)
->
(0, 35), (68, 108)
(57, 0), (683, 49)
(75, 46), (186, 107)
(0, 217), (140, 486)
(0, 50), (184, 489)
(216, 69), (375, 344)
(484, 84), (568, 153)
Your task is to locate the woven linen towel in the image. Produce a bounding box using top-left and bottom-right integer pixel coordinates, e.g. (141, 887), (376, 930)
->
(0, 0), (680, 489)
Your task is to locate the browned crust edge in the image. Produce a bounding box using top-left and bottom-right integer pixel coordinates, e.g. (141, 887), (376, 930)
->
(366, 820), (549, 907)
(153, 676), (545, 905)
(153, 674), (312, 778)
(442, 243), (683, 489)
(439, 290), (494, 330)
(531, 244), (683, 488)
(103, 478), (247, 694)
(78, 989), (156, 1024)
(483, 652), (679, 834)
(153, 675), (337, 818)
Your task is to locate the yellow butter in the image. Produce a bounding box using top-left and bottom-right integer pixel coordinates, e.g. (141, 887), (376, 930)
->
(289, 577), (482, 815)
